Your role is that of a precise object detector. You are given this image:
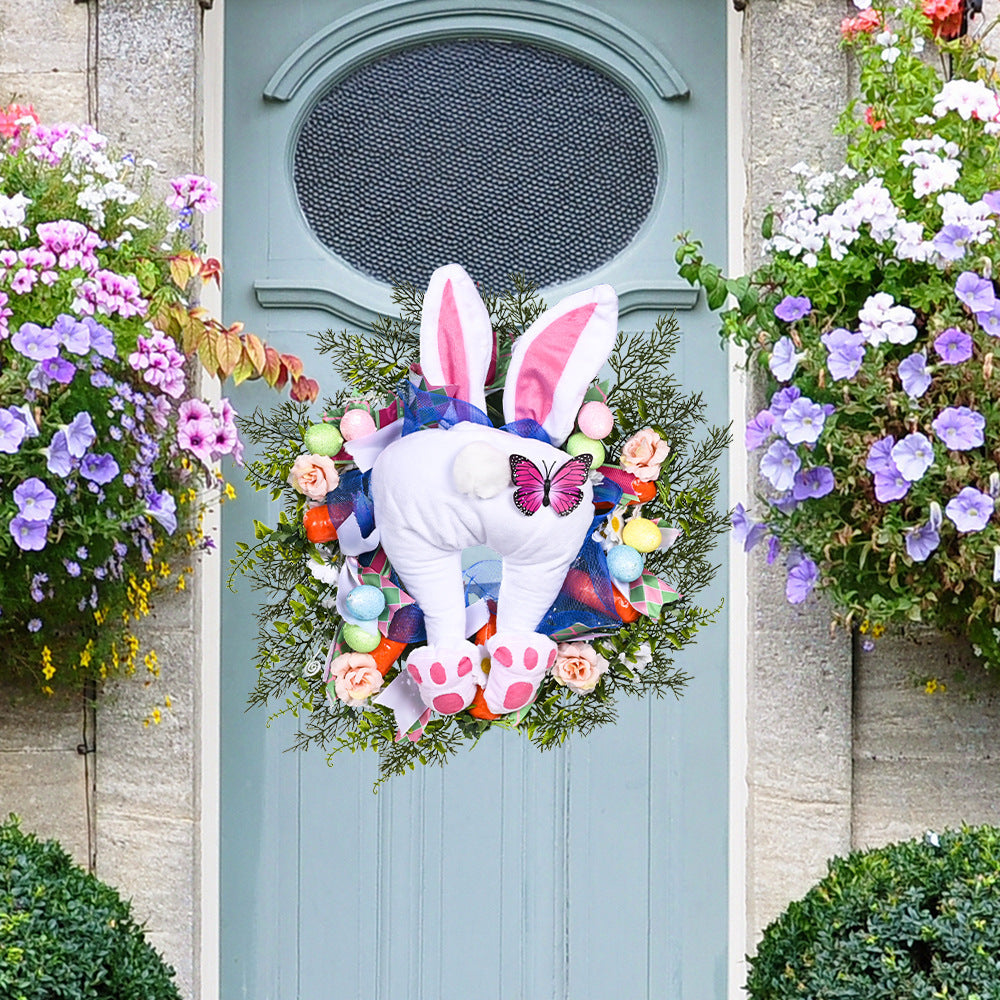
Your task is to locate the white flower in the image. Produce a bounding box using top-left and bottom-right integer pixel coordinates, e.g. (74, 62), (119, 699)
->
(852, 0), (872, 7)
(621, 641), (652, 674)
(0, 192), (30, 230)
(307, 558), (339, 586)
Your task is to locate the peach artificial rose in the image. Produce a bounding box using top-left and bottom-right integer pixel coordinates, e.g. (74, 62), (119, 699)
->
(619, 427), (670, 482)
(288, 453), (339, 500)
(329, 652), (383, 707)
(550, 642), (609, 695)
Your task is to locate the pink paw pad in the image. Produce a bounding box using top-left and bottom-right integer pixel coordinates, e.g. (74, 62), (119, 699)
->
(404, 641), (484, 716)
(483, 631), (557, 716)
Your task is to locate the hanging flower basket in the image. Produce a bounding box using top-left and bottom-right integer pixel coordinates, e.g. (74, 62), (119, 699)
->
(677, 0), (1000, 666)
(234, 266), (729, 781)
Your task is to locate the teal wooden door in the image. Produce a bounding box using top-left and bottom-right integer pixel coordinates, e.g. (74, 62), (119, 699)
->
(221, 3), (729, 997)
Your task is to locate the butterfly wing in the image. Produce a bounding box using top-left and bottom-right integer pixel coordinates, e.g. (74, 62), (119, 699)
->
(547, 453), (593, 516)
(510, 454), (547, 516)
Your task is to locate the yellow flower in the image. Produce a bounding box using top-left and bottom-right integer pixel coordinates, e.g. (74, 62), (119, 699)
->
(224, 482), (237, 500)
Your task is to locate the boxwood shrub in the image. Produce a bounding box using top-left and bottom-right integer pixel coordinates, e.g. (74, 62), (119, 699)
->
(748, 826), (1000, 999)
(0, 816), (180, 1000)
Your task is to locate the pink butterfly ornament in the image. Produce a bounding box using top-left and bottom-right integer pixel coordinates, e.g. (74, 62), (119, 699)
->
(510, 452), (593, 517)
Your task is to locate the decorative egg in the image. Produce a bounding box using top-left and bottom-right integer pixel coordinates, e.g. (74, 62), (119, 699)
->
(344, 584), (386, 621)
(304, 422), (344, 457)
(303, 505), (338, 543)
(341, 623), (381, 652)
(565, 432), (606, 468)
(340, 408), (377, 441)
(577, 400), (614, 439)
(622, 517), (662, 553)
(629, 479), (657, 504)
(613, 591), (640, 623)
(606, 544), (644, 583)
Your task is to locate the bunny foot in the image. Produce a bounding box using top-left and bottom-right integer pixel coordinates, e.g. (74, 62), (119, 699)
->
(406, 641), (485, 716)
(483, 632), (557, 715)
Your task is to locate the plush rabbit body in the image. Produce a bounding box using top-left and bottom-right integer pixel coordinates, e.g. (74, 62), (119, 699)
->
(370, 264), (617, 716)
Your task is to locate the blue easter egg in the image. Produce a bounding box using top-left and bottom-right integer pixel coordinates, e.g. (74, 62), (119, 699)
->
(607, 544), (644, 583)
(345, 584), (386, 621)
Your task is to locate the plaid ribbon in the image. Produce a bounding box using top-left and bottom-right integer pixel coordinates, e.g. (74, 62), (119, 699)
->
(627, 573), (682, 620)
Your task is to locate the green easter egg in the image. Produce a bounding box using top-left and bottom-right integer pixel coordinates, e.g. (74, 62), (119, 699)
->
(304, 422), (344, 457)
(341, 623), (381, 653)
(566, 432), (606, 468)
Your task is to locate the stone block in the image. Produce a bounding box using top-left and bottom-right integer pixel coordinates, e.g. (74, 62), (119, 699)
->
(0, 676), (82, 751)
(0, 0), (88, 75)
(0, 72), (89, 123)
(96, 810), (196, 999)
(0, 749), (89, 867)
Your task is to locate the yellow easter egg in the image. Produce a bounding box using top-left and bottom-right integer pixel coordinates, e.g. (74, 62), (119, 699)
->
(622, 517), (662, 554)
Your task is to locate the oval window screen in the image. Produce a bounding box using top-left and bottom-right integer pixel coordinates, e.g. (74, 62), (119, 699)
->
(293, 39), (659, 290)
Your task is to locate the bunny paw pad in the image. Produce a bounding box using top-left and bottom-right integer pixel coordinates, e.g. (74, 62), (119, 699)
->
(483, 632), (557, 714)
(406, 641), (484, 715)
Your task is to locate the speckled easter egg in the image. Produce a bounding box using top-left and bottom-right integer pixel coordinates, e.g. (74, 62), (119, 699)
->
(606, 544), (644, 583)
(565, 432), (605, 468)
(341, 623), (381, 652)
(577, 400), (614, 439)
(622, 517), (662, 553)
(340, 408), (377, 441)
(344, 584), (386, 621)
(304, 422), (344, 457)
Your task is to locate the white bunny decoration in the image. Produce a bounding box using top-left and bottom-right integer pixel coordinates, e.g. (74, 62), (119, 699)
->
(370, 264), (618, 716)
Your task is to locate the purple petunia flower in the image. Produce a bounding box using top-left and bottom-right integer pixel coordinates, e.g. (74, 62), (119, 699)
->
(40, 356), (76, 384)
(64, 560), (81, 578)
(955, 272), (996, 314)
(745, 410), (775, 450)
(52, 314), (90, 354)
(45, 430), (73, 477)
(82, 317), (116, 358)
(9, 515), (47, 551)
(64, 412), (96, 458)
(769, 336), (801, 381)
(145, 489), (177, 535)
(873, 464), (910, 502)
(867, 436), (896, 475)
(79, 453), (119, 485)
(769, 494), (799, 515)
(891, 432), (934, 482)
(76, 546), (88, 560)
(945, 486), (994, 532)
(769, 386), (802, 420)
(932, 406), (986, 450)
(27, 619), (41, 633)
(779, 397), (827, 445)
(0, 408), (26, 454)
(11, 322), (59, 361)
(760, 439), (802, 492)
(821, 327), (866, 381)
(10, 404), (38, 439)
(792, 466), (835, 500)
(984, 190), (1000, 214)
(976, 304), (1000, 337)
(774, 295), (812, 322)
(766, 536), (781, 565)
(933, 327), (973, 364)
(29, 572), (48, 603)
(897, 352), (932, 398)
(932, 224), (972, 261)
(785, 554), (819, 604)
(905, 522), (940, 562)
(13, 478), (56, 522)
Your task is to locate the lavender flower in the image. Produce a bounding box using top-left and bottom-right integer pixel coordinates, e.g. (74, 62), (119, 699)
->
(11, 322), (59, 361)
(933, 327), (973, 364)
(785, 554), (819, 604)
(779, 397), (827, 445)
(27, 619), (41, 633)
(984, 190), (1000, 213)
(890, 432), (934, 482)
(766, 536), (781, 565)
(932, 406), (985, 450)
(932, 223), (972, 260)
(955, 271), (996, 314)
(769, 336), (802, 381)
(761, 439), (801, 491)
(905, 522), (940, 562)
(866, 436), (896, 475)
(945, 486), (994, 532)
(873, 464), (910, 502)
(9, 515), (47, 551)
(29, 573), (48, 603)
(745, 411), (776, 451)
(897, 352), (931, 398)
(145, 489), (177, 535)
(52, 313), (90, 354)
(82, 317), (116, 358)
(792, 466), (835, 500)
(13, 478), (56, 522)
(80, 453), (119, 485)
(64, 412), (96, 457)
(45, 430), (73, 476)
(774, 295), (811, 322)
(821, 327), (866, 381)
(0, 409), (26, 453)
(769, 386), (802, 420)
(976, 304), (1000, 337)
(64, 560), (81, 578)
(40, 356), (76, 384)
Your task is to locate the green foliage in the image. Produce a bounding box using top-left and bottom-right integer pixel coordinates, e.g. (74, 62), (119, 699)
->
(748, 826), (1000, 999)
(677, 2), (1000, 657)
(234, 278), (729, 784)
(0, 816), (180, 1000)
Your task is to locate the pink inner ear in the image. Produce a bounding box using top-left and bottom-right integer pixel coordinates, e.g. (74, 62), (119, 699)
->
(514, 303), (597, 425)
(437, 279), (469, 399)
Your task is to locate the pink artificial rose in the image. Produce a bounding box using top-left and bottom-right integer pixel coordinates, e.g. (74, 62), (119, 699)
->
(329, 652), (383, 707)
(288, 453), (339, 500)
(619, 427), (670, 482)
(550, 642), (609, 695)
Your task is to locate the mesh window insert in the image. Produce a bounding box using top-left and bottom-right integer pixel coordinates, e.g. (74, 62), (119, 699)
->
(293, 38), (659, 290)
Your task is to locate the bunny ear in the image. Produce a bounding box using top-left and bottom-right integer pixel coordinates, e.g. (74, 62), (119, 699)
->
(420, 264), (493, 413)
(503, 284), (618, 445)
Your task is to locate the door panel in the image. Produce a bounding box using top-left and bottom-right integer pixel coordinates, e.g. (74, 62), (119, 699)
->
(222, 4), (729, 997)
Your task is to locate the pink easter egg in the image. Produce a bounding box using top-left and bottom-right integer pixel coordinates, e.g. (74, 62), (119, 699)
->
(577, 400), (614, 439)
(340, 408), (377, 441)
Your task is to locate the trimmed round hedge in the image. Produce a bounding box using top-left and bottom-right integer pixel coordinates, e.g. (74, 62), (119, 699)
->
(0, 817), (180, 1000)
(748, 826), (1000, 1000)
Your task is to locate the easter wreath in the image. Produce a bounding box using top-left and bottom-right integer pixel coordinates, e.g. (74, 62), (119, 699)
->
(234, 266), (728, 779)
